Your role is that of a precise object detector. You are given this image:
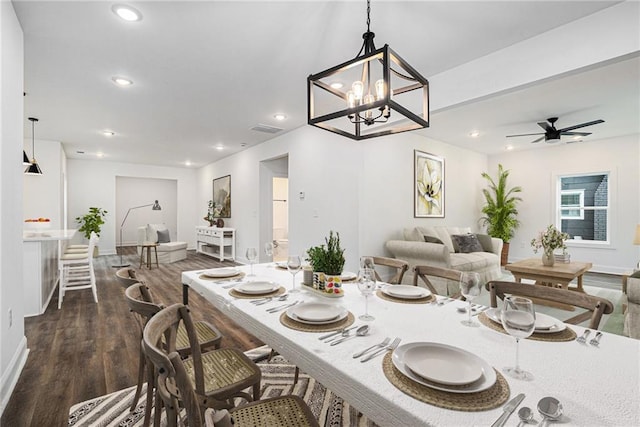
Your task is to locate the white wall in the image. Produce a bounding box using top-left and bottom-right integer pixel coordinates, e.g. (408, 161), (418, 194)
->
(66, 159), (198, 253)
(0, 0), (28, 415)
(115, 176), (177, 246)
(23, 139), (64, 228)
(489, 135), (639, 274)
(197, 124), (489, 273)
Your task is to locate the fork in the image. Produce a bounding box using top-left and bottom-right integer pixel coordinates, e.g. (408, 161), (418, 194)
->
(361, 337), (401, 363)
(589, 331), (603, 346)
(266, 300), (301, 313)
(576, 329), (591, 343)
(352, 337), (390, 358)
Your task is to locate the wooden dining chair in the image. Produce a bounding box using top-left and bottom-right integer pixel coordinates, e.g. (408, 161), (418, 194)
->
(125, 283), (223, 426)
(143, 303), (262, 427)
(487, 281), (614, 329)
(367, 256), (409, 284)
(412, 265), (464, 297)
(115, 267), (139, 288)
(203, 396), (319, 427)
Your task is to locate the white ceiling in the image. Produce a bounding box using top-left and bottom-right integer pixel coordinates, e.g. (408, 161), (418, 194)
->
(14, 1), (638, 168)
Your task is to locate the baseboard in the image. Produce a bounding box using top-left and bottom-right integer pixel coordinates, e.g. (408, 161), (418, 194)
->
(0, 335), (29, 417)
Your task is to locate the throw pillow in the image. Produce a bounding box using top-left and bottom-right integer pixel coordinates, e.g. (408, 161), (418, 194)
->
(630, 270), (640, 279)
(451, 234), (484, 253)
(146, 223), (168, 243)
(424, 235), (444, 245)
(475, 234), (494, 253)
(157, 229), (171, 243)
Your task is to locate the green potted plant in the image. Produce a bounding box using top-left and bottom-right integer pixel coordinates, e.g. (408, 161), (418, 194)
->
(479, 164), (522, 265)
(305, 231), (345, 294)
(75, 207), (108, 256)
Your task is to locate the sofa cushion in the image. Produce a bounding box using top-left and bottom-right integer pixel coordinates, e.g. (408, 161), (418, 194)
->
(476, 234), (494, 253)
(146, 223), (168, 243)
(451, 234), (484, 253)
(424, 235), (444, 245)
(404, 227), (425, 242)
(156, 241), (187, 253)
(157, 229), (171, 243)
(449, 252), (496, 271)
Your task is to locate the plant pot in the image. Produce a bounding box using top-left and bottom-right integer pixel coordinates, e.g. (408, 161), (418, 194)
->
(500, 242), (510, 266)
(313, 272), (325, 290)
(542, 251), (554, 267)
(324, 275), (342, 294)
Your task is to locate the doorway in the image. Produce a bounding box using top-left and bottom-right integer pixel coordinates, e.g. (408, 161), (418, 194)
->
(258, 156), (288, 263)
(272, 177), (288, 262)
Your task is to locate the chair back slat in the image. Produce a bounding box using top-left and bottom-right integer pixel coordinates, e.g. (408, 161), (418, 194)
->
(370, 256), (409, 284)
(413, 265), (464, 296)
(487, 280), (614, 330)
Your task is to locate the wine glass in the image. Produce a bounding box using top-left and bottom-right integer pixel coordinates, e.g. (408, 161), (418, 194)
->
(360, 256), (375, 270)
(264, 242), (274, 265)
(501, 296), (536, 380)
(246, 247), (257, 276)
(357, 268), (376, 321)
(287, 255), (302, 293)
(459, 272), (481, 327)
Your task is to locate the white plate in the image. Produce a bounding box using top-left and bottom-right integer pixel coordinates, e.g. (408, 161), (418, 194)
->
(234, 281), (279, 295)
(393, 342), (497, 394)
(290, 303), (343, 322)
(383, 285), (430, 299)
(484, 308), (566, 334)
(202, 268), (240, 278)
(341, 271), (357, 281)
(286, 307), (348, 325)
(403, 343), (483, 386)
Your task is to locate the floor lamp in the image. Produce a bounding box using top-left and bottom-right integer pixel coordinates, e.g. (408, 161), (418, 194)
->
(112, 200), (162, 268)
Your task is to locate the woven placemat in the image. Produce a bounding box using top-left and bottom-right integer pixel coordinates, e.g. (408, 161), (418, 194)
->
(229, 286), (286, 299)
(478, 312), (577, 342)
(279, 311), (355, 333)
(375, 290), (435, 304)
(198, 272), (246, 282)
(382, 352), (510, 411)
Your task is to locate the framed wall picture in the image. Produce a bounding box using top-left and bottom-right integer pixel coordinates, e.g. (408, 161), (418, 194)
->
(414, 150), (444, 217)
(212, 175), (231, 218)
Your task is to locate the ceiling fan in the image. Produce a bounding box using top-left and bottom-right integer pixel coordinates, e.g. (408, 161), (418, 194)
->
(506, 117), (605, 143)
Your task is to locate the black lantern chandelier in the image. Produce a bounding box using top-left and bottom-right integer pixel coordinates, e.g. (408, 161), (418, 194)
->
(307, 0), (429, 140)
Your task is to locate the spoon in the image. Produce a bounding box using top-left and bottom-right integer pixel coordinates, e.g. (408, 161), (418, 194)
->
(517, 406), (534, 426)
(537, 396), (563, 427)
(330, 325), (370, 346)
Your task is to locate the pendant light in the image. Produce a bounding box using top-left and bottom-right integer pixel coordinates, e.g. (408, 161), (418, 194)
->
(23, 150), (30, 166)
(307, 0), (429, 140)
(25, 117), (43, 175)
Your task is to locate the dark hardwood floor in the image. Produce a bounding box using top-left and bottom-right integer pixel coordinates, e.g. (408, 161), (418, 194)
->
(2, 248), (262, 427)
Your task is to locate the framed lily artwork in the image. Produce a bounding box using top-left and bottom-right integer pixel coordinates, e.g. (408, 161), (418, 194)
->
(414, 150), (444, 217)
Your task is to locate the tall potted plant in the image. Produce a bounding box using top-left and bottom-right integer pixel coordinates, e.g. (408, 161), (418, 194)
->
(75, 207), (108, 256)
(305, 231), (345, 294)
(480, 164), (522, 265)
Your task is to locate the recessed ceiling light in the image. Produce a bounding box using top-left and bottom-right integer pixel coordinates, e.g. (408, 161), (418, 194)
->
(185, 160), (192, 166)
(573, 136), (581, 140)
(111, 4), (142, 22)
(215, 145), (224, 151)
(96, 152), (105, 158)
(112, 76), (133, 86)
(505, 145), (514, 151)
(273, 113), (287, 121)
(102, 130), (115, 136)
(469, 130), (480, 138)
(330, 82), (344, 89)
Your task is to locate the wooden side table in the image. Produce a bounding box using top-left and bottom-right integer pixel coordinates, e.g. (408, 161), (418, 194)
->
(139, 242), (159, 269)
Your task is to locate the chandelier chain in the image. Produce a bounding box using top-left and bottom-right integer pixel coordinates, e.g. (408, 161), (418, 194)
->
(366, 0), (371, 32)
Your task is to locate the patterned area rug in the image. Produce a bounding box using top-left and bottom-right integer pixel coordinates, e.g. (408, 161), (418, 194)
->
(68, 346), (377, 427)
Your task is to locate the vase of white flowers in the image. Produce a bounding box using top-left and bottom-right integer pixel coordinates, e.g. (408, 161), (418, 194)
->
(530, 225), (570, 267)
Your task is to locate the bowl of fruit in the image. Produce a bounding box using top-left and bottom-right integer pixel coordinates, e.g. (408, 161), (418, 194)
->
(25, 218), (51, 230)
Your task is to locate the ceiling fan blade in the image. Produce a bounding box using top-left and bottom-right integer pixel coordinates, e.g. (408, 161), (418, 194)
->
(561, 131), (591, 136)
(506, 133), (544, 138)
(531, 136), (545, 143)
(558, 119), (604, 132)
(537, 121), (552, 131)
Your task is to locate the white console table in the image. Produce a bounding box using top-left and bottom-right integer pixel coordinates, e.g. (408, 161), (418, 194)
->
(195, 227), (235, 261)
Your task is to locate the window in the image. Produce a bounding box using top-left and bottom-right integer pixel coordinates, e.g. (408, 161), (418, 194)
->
(557, 173), (609, 243)
(560, 190), (584, 220)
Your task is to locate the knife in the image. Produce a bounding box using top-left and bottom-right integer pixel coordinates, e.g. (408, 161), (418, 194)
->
(266, 300), (300, 313)
(491, 393), (525, 427)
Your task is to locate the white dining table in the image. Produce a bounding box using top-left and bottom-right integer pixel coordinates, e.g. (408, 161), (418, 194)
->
(182, 263), (640, 426)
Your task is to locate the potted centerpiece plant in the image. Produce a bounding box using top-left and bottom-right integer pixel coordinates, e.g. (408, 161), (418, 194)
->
(75, 207), (107, 256)
(531, 224), (570, 267)
(305, 231), (345, 294)
(479, 164), (523, 265)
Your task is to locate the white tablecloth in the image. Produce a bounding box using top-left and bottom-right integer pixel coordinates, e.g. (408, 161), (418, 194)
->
(182, 263), (640, 426)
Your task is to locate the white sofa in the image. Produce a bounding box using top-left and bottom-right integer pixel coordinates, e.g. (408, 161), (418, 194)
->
(386, 226), (503, 295)
(136, 224), (187, 264)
